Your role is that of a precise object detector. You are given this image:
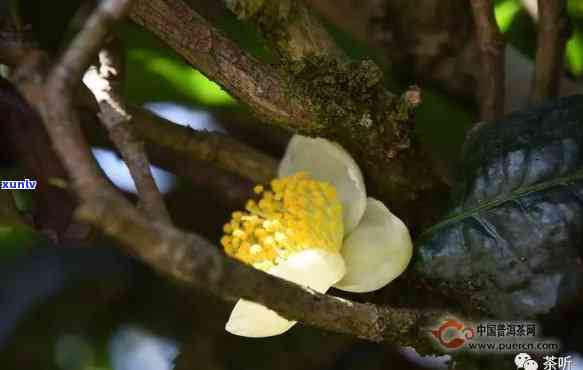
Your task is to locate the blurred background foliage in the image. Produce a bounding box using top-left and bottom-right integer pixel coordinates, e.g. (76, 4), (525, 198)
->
(2, 0), (583, 369)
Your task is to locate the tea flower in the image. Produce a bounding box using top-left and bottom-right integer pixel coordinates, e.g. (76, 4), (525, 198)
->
(222, 135), (413, 337)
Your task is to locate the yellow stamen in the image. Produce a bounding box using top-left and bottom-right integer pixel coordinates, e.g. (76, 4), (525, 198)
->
(220, 172), (343, 270)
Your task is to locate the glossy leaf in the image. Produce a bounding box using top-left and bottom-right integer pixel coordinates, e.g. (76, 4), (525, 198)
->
(416, 95), (583, 319)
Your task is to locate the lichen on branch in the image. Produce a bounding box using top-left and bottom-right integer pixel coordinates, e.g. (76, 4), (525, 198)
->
(225, 0), (344, 60)
(282, 55), (411, 160)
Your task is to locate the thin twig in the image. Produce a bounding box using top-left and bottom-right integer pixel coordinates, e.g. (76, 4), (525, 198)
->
(128, 107), (278, 184)
(85, 38), (172, 223)
(15, 0), (444, 352)
(79, 104), (274, 208)
(469, 0), (505, 121)
(530, 0), (569, 103)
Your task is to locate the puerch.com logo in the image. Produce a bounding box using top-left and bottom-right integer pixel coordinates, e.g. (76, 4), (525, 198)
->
(428, 317), (561, 354)
(430, 318), (475, 350)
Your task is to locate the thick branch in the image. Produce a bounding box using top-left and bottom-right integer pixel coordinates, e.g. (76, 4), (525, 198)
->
(15, 0), (444, 351)
(0, 75), (77, 241)
(530, 0), (569, 103)
(129, 0), (315, 130)
(76, 194), (439, 352)
(469, 0), (505, 121)
(225, 0), (344, 60)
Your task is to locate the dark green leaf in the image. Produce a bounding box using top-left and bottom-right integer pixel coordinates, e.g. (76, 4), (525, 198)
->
(416, 95), (583, 319)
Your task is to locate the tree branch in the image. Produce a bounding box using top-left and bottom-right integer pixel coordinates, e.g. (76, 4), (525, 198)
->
(130, 0), (447, 232)
(224, 0), (345, 60)
(14, 0), (444, 352)
(0, 16), (79, 242)
(85, 38), (172, 223)
(3, 19), (272, 211)
(0, 76), (79, 242)
(530, 0), (569, 103)
(20, 0), (135, 197)
(469, 0), (505, 121)
(127, 106), (278, 184)
(370, 0), (583, 115)
(76, 194), (440, 352)
(79, 103), (273, 209)
(130, 0), (315, 131)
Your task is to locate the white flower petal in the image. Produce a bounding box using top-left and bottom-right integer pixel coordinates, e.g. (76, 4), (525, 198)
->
(225, 300), (295, 338)
(225, 249), (345, 337)
(278, 135), (367, 234)
(334, 198), (412, 293)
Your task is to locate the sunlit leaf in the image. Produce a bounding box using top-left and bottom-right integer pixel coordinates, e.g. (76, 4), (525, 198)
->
(128, 48), (234, 106)
(117, 23), (235, 107)
(494, 0), (522, 33)
(566, 29), (583, 77)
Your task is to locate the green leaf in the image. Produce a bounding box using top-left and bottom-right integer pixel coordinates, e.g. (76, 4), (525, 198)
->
(494, 0), (522, 33)
(0, 189), (44, 257)
(566, 28), (583, 77)
(416, 95), (583, 319)
(568, 0), (583, 19)
(0, 223), (43, 258)
(117, 22), (235, 107)
(128, 48), (235, 106)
